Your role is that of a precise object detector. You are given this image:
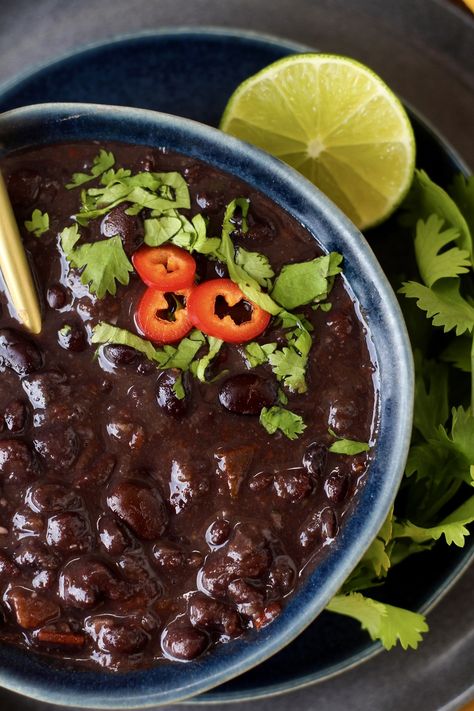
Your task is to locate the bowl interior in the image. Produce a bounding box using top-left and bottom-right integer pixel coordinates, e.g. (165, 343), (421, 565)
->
(0, 103), (413, 709)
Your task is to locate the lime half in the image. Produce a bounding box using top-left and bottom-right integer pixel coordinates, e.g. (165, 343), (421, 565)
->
(220, 54), (416, 230)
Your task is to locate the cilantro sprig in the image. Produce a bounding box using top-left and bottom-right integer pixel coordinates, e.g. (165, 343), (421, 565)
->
(324, 166), (474, 652)
(60, 224), (133, 299)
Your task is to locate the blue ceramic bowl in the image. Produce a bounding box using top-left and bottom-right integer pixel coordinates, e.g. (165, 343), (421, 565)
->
(0, 103), (414, 708)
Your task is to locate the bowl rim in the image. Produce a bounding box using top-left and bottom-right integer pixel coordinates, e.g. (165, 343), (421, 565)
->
(0, 102), (414, 709)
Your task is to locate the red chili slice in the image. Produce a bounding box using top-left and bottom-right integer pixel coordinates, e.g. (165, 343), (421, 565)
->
(187, 279), (271, 343)
(136, 288), (193, 344)
(132, 245), (196, 290)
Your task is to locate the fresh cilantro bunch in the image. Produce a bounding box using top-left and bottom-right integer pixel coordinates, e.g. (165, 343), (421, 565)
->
(325, 171), (474, 652)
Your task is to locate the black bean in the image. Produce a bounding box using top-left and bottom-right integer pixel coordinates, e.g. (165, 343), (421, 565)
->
(86, 615), (149, 654)
(107, 480), (168, 540)
(156, 369), (190, 418)
(324, 469), (350, 503)
(188, 593), (242, 636)
(161, 619), (209, 661)
(4, 400), (28, 433)
(27, 482), (83, 514)
(302, 442), (328, 477)
(273, 468), (311, 502)
(299, 507), (338, 548)
(103, 344), (139, 366)
(219, 373), (277, 415)
(152, 542), (185, 572)
(0, 328), (43, 376)
(58, 323), (87, 352)
(207, 519), (231, 547)
(46, 285), (68, 310)
(33, 426), (78, 469)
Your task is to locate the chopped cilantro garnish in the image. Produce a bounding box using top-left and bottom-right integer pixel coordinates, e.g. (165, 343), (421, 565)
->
(172, 374), (186, 400)
(244, 342), (277, 368)
(91, 323), (206, 373)
(328, 428), (370, 455)
(190, 336), (224, 382)
(329, 438), (370, 455)
(235, 247), (275, 288)
(259, 406), (306, 440)
(76, 170), (191, 225)
(60, 224), (133, 298)
(91, 322), (158, 362)
(66, 149), (115, 189)
(24, 209), (49, 237)
(271, 253), (342, 310)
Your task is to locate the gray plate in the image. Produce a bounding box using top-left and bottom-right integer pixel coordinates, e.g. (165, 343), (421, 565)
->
(0, 2), (473, 711)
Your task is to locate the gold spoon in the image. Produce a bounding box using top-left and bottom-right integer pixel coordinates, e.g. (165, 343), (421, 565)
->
(0, 173), (42, 334)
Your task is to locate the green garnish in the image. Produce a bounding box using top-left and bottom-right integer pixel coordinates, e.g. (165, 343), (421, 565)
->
(190, 336), (224, 382)
(271, 253), (342, 310)
(235, 247), (275, 288)
(172, 375), (186, 400)
(60, 224), (133, 299)
(244, 342), (277, 368)
(91, 322), (206, 372)
(91, 322), (158, 361)
(76, 167), (190, 224)
(329, 438), (370, 456)
(24, 209), (49, 237)
(259, 406), (306, 440)
(66, 149), (115, 189)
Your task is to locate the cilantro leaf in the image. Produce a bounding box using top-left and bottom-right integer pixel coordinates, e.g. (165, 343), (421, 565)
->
(267, 346), (308, 394)
(326, 593), (428, 651)
(449, 174), (474, 240)
(24, 209), (49, 237)
(402, 169), (473, 257)
(244, 342), (277, 368)
(144, 214), (184, 246)
(329, 438), (369, 455)
(441, 336), (472, 372)
(156, 330), (206, 370)
(343, 511), (393, 592)
(236, 248), (275, 288)
(91, 322), (158, 361)
(393, 494), (474, 547)
(66, 149), (115, 189)
(60, 225), (133, 299)
(400, 279), (474, 336)
(413, 215), (470, 288)
(413, 352), (449, 439)
(172, 375), (186, 400)
(190, 336), (224, 382)
(259, 406), (306, 440)
(271, 253), (343, 310)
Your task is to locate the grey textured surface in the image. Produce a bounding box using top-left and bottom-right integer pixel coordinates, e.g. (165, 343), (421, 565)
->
(0, 1), (473, 710)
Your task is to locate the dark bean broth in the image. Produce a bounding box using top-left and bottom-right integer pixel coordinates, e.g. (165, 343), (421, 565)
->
(0, 143), (377, 670)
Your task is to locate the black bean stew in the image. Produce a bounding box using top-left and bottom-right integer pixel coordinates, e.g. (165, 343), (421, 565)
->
(0, 143), (377, 670)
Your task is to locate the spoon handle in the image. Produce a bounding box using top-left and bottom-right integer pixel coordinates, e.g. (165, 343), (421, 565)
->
(0, 173), (42, 334)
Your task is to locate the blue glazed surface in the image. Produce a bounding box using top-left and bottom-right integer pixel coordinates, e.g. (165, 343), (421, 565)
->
(0, 102), (413, 708)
